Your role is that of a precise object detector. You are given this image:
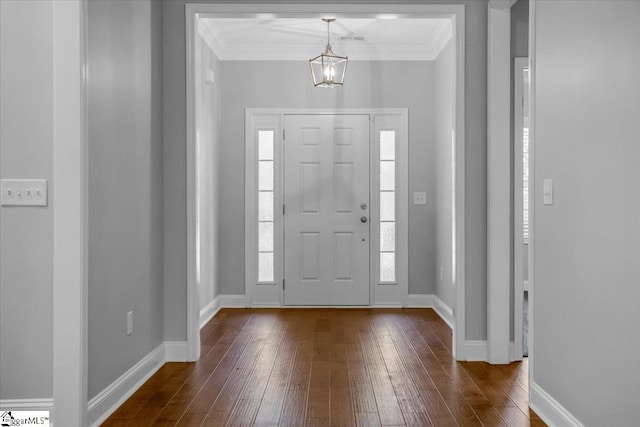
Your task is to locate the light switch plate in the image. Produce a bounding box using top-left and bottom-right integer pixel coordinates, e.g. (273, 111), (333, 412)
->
(543, 179), (553, 205)
(1, 179), (48, 206)
(413, 192), (427, 205)
(205, 69), (215, 85)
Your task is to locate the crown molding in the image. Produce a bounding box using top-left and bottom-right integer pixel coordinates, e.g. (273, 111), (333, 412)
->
(197, 18), (453, 61)
(198, 19), (226, 59)
(432, 19), (453, 59)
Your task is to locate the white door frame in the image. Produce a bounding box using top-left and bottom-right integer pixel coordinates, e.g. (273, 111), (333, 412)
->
(527, 0), (538, 408)
(487, 0), (516, 364)
(52, 0), (88, 424)
(185, 3), (466, 360)
(244, 109), (408, 308)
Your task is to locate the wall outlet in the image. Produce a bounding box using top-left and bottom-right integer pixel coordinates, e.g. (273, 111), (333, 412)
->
(127, 311), (133, 336)
(413, 192), (427, 205)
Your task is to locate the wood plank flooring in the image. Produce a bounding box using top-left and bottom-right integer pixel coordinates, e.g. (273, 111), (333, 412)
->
(102, 308), (546, 426)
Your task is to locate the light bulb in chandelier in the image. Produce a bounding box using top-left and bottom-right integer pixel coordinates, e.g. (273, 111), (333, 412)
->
(324, 64), (336, 82)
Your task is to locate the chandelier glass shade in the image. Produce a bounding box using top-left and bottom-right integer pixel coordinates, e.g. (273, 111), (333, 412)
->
(309, 18), (348, 88)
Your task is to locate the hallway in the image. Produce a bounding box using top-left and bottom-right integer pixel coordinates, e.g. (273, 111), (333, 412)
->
(102, 309), (544, 426)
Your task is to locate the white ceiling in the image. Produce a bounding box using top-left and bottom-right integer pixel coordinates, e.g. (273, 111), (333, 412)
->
(198, 17), (452, 61)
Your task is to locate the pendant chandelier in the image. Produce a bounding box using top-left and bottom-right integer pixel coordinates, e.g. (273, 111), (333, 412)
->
(309, 18), (348, 88)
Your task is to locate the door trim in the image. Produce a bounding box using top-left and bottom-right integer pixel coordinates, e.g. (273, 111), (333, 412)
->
(186, 2), (466, 360)
(487, 1), (514, 365)
(52, 0), (88, 424)
(245, 109), (408, 307)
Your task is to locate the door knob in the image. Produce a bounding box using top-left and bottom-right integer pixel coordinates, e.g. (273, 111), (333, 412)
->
(360, 216), (368, 223)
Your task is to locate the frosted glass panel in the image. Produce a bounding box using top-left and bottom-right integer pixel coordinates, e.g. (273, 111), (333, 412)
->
(258, 192), (274, 221)
(380, 191), (395, 221)
(380, 131), (396, 160)
(380, 253), (395, 282)
(380, 222), (395, 252)
(258, 252), (274, 282)
(258, 130), (274, 160)
(259, 161), (274, 191)
(380, 161), (395, 191)
(258, 222), (274, 251)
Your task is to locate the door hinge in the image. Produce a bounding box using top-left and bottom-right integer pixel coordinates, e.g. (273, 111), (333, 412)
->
(283, 129), (285, 140)
(283, 204), (285, 215)
(283, 278), (285, 289)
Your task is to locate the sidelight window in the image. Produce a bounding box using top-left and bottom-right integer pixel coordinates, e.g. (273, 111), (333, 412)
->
(379, 130), (396, 282)
(258, 130), (275, 282)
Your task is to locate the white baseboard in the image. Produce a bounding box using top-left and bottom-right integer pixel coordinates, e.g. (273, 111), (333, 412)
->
(372, 302), (403, 308)
(221, 294), (247, 307)
(0, 398), (54, 411)
(200, 295), (223, 329)
(87, 341), (188, 427)
(508, 341), (520, 361)
(87, 344), (165, 427)
(432, 296), (454, 330)
(530, 382), (585, 427)
(463, 340), (488, 362)
(406, 294), (434, 307)
(164, 341), (188, 362)
(406, 294), (454, 330)
(457, 340), (518, 363)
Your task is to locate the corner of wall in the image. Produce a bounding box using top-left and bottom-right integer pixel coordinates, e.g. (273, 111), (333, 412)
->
(530, 382), (585, 427)
(87, 342), (188, 427)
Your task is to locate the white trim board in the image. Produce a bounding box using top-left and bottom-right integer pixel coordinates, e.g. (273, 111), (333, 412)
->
(52, 0), (88, 425)
(0, 399), (54, 412)
(528, 0), (538, 408)
(530, 382), (585, 427)
(487, 1), (513, 365)
(462, 341), (488, 362)
(86, 342), (188, 427)
(199, 296), (222, 328)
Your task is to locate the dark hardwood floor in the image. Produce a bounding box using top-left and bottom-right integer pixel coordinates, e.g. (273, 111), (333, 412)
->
(102, 308), (545, 426)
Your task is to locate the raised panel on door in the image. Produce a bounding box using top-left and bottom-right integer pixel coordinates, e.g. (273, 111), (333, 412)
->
(284, 114), (370, 305)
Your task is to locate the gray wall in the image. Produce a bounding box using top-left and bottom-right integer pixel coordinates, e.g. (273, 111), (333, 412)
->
(196, 34), (222, 309)
(534, 1), (640, 424)
(434, 40), (455, 308)
(87, 0), (165, 400)
(0, 0), (54, 400)
(163, 0), (488, 341)
(218, 60), (435, 295)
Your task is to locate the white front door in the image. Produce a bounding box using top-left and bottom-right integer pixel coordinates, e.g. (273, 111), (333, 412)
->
(283, 114), (370, 305)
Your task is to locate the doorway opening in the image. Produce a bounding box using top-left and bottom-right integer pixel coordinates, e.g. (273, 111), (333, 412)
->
(514, 57), (530, 358)
(186, 4), (466, 361)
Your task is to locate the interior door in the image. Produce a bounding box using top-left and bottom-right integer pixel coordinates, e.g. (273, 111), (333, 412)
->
(283, 114), (370, 305)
